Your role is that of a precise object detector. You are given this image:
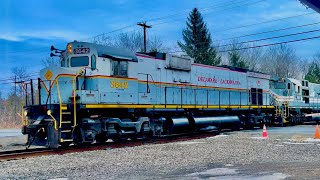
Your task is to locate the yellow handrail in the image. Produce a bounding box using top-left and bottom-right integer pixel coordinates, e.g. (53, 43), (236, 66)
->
(47, 110), (57, 130)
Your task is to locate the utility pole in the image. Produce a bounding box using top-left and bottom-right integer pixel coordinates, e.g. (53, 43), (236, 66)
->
(137, 22), (152, 53)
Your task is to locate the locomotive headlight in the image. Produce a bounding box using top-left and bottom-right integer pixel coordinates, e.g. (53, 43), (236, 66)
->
(67, 44), (73, 54)
(24, 110), (28, 116)
(47, 110), (52, 116)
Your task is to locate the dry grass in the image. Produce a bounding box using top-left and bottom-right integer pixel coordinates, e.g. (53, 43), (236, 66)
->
(0, 107), (22, 129)
(290, 135), (309, 142)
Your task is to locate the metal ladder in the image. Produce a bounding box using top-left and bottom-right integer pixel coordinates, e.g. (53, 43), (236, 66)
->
(59, 104), (73, 143)
(282, 89), (290, 124)
(282, 101), (289, 124)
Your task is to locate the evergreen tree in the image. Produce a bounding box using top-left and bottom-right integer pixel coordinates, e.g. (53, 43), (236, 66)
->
(229, 51), (248, 68)
(178, 8), (221, 65)
(305, 61), (320, 83)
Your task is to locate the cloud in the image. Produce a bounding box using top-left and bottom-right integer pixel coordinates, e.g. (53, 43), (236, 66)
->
(0, 30), (89, 42)
(0, 34), (23, 42)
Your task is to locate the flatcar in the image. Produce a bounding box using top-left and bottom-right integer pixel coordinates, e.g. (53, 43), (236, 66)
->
(20, 41), (318, 148)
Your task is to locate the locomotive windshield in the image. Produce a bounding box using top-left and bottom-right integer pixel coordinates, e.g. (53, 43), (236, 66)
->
(71, 56), (89, 67)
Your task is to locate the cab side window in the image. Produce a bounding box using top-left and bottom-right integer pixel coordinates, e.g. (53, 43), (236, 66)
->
(112, 60), (128, 77)
(120, 61), (128, 77)
(91, 55), (96, 70)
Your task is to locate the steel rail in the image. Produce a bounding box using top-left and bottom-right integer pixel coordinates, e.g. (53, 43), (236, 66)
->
(0, 131), (219, 162)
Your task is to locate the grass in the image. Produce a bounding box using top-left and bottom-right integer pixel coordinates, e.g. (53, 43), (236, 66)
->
(0, 121), (21, 129)
(0, 108), (22, 129)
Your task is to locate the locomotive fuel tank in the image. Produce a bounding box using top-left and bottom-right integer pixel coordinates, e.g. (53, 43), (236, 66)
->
(165, 116), (240, 134)
(165, 117), (193, 134)
(193, 116), (241, 131)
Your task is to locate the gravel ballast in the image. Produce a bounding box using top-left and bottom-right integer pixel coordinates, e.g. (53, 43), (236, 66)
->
(0, 127), (320, 180)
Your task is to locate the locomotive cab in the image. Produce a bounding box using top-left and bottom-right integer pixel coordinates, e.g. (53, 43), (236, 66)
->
(22, 42), (142, 148)
(59, 43), (97, 70)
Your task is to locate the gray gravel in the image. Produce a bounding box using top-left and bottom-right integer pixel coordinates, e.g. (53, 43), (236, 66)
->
(0, 128), (320, 180)
(0, 136), (26, 151)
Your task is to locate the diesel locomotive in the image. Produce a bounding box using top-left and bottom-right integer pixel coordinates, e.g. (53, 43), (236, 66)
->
(21, 41), (320, 148)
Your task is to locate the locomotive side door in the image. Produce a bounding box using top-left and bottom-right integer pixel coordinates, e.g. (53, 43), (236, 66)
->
(250, 88), (263, 105)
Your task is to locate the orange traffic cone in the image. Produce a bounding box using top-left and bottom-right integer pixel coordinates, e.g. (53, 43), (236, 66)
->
(314, 124), (320, 139)
(262, 124), (268, 138)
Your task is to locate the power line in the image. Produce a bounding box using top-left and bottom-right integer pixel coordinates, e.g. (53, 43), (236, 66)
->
(0, 73), (39, 81)
(144, 0), (255, 22)
(170, 28), (320, 50)
(152, 0), (266, 26)
(168, 35), (320, 53)
(0, 0), (315, 66)
(0, 0), (304, 57)
(214, 12), (316, 33)
(217, 28), (320, 47)
(214, 21), (320, 42)
(218, 35), (320, 52)
(84, 24), (137, 42)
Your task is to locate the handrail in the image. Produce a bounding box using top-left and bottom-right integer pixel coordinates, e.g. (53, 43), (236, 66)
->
(72, 67), (86, 127)
(44, 67), (86, 130)
(21, 96), (26, 126)
(55, 79), (63, 128)
(47, 110), (58, 130)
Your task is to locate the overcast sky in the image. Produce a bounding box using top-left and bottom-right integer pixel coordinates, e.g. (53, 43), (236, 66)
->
(0, 0), (319, 96)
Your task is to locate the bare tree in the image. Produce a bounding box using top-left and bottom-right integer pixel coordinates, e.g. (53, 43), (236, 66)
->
(116, 31), (144, 52)
(92, 31), (167, 53)
(242, 43), (265, 71)
(92, 35), (116, 46)
(0, 66), (31, 127)
(260, 44), (299, 78)
(148, 36), (164, 52)
(12, 66), (29, 83)
(42, 57), (59, 68)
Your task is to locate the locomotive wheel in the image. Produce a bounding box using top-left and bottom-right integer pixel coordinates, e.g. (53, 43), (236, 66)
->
(112, 136), (121, 143)
(95, 134), (107, 144)
(60, 142), (72, 147)
(231, 123), (241, 131)
(140, 122), (152, 139)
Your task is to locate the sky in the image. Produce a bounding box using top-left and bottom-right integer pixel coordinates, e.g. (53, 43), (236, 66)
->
(0, 0), (320, 96)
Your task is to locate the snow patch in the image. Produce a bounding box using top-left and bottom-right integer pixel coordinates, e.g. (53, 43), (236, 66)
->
(206, 134), (228, 139)
(304, 138), (320, 143)
(283, 142), (314, 145)
(251, 137), (268, 139)
(187, 168), (237, 177)
(186, 168), (288, 180)
(176, 141), (205, 145)
(224, 164), (234, 167)
(275, 144), (284, 147)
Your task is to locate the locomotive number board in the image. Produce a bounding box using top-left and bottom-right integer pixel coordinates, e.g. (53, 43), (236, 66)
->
(74, 48), (90, 54)
(110, 80), (129, 89)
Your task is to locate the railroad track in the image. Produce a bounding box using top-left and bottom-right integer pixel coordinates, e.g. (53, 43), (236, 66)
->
(0, 131), (219, 162)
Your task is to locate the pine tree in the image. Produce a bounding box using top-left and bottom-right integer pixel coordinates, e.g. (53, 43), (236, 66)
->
(178, 8), (221, 65)
(305, 61), (320, 83)
(229, 51), (248, 68)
